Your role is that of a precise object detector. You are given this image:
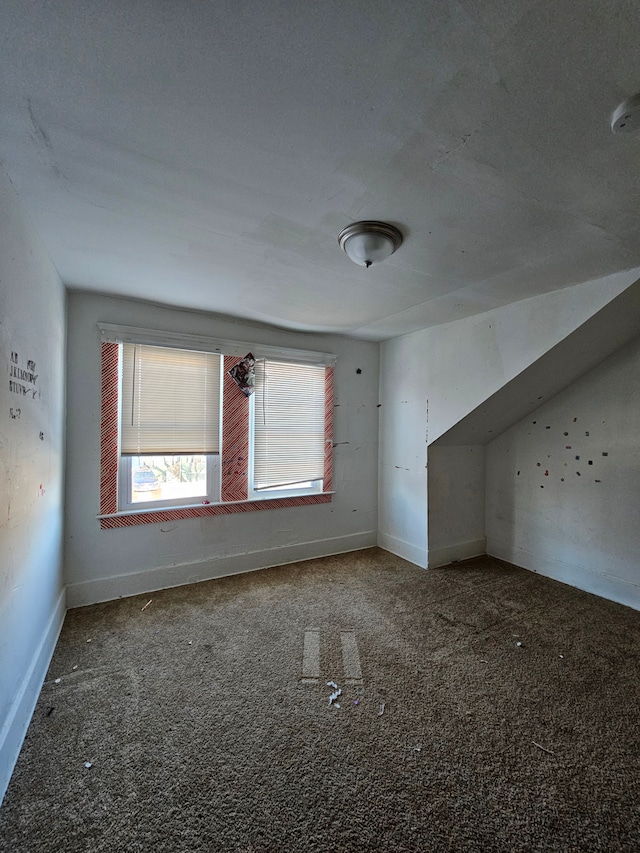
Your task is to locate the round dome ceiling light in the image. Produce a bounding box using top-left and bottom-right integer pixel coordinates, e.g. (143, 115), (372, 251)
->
(338, 221), (403, 268)
(611, 93), (640, 133)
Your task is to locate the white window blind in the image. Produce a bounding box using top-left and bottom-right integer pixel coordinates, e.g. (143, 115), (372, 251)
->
(121, 343), (221, 456)
(253, 360), (326, 490)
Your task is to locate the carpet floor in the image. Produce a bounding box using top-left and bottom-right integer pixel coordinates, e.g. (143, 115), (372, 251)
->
(1, 548), (639, 852)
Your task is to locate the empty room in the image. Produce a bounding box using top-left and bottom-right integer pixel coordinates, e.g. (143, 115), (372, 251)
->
(1, 2), (640, 850)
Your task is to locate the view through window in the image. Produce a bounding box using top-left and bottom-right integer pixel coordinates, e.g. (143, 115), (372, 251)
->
(131, 455), (208, 504)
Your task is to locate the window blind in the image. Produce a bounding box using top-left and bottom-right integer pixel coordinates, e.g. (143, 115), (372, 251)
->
(121, 343), (221, 455)
(253, 360), (325, 490)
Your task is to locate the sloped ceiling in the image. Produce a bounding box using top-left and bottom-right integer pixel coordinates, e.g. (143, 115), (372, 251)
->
(1, 1), (639, 340)
(435, 278), (640, 445)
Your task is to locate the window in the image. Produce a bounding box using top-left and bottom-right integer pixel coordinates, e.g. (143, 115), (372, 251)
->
(118, 343), (221, 510)
(99, 325), (335, 528)
(250, 359), (326, 498)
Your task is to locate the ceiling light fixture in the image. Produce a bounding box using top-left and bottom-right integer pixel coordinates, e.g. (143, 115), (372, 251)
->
(338, 221), (403, 268)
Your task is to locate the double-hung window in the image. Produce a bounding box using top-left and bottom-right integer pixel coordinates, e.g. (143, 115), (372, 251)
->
(250, 359), (326, 498)
(99, 324), (335, 525)
(118, 343), (222, 510)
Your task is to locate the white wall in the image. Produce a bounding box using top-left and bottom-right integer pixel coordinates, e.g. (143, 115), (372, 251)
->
(0, 168), (66, 802)
(378, 271), (639, 567)
(486, 334), (640, 611)
(427, 445), (485, 567)
(65, 292), (379, 606)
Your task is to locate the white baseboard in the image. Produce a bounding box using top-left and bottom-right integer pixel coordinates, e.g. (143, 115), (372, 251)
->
(487, 538), (640, 612)
(428, 537), (486, 569)
(0, 587), (66, 807)
(66, 531), (377, 608)
(377, 531), (427, 569)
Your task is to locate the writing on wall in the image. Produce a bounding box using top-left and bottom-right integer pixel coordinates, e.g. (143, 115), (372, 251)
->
(3, 344), (47, 527)
(8, 350), (40, 400)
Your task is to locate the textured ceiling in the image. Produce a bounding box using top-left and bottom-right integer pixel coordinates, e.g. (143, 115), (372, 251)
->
(1, 0), (639, 340)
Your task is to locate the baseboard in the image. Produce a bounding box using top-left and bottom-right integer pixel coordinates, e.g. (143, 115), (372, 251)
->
(377, 531), (427, 569)
(428, 537), (486, 569)
(487, 538), (640, 612)
(66, 531), (378, 608)
(0, 587), (67, 807)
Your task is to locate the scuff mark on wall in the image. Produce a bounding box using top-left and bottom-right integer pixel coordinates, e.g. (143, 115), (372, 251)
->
(426, 398), (429, 444)
(27, 99), (54, 154)
(27, 98), (66, 181)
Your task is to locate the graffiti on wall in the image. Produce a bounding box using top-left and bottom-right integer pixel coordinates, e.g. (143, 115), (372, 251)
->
(8, 350), (40, 400)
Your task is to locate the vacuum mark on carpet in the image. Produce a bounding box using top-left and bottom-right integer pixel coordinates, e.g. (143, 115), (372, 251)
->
(301, 628), (320, 683)
(301, 629), (364, 685)
(341, 630), (363, 685)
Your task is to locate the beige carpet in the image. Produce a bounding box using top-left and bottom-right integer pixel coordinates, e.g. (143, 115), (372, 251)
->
(1, 548), (640, 852)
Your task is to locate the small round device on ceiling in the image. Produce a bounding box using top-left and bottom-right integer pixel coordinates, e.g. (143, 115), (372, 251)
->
(611, 93), (640, 134)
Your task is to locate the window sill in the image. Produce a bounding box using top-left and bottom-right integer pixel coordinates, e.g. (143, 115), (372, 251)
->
(98, 492), (334, 529)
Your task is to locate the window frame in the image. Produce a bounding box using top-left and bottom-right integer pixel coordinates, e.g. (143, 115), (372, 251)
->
(98, 324), (335, 529)
(247, 358), (326, 500)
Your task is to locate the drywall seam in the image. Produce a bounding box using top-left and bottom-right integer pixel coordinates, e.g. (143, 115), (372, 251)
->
(66, 531), (376, 608)
(487, 538), (640, 612)
(377, 531), (427, 569)
(0, 588), (66, 806)
(428, 537), (487, 569)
